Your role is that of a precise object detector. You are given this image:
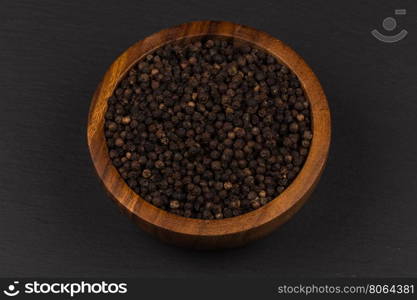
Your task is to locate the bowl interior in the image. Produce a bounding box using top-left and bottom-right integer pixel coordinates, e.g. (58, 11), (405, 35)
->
(87, 21), (330, 237)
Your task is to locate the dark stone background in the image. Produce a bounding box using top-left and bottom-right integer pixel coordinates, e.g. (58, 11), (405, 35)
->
(0, 0), (416, 277)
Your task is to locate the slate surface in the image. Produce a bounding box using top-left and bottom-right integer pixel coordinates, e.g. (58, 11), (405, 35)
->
(0, 0), (416, 277)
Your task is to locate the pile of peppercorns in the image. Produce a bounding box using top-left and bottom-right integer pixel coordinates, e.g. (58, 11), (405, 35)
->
(104, 37), (312, 219)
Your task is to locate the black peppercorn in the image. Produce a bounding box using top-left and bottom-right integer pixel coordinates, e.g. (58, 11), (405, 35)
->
(105, 36), (312, 219)
(142, 169), (152, 178)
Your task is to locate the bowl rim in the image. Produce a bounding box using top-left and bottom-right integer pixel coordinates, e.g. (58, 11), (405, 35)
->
(87, 20), (331, 237)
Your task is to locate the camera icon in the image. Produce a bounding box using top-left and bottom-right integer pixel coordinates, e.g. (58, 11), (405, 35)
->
(3, 281), (20, 297)
(371, 9), (408, 43)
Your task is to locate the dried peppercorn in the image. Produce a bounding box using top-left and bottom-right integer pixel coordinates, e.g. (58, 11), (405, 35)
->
(105, 37), (312, 219)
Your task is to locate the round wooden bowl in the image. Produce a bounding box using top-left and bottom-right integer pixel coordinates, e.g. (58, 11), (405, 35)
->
(87, 20), (331, 249)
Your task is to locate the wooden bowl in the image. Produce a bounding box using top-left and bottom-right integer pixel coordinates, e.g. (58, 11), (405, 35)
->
(87, 20), (331, 249)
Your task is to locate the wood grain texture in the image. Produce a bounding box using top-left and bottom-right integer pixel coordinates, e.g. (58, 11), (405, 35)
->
(87, 20), (331, 249)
